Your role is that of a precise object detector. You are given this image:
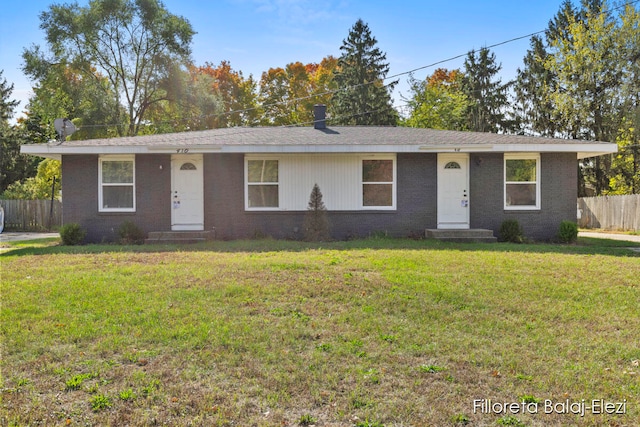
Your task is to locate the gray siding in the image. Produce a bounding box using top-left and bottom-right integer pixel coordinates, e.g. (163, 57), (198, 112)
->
(63, 152), (577, 243)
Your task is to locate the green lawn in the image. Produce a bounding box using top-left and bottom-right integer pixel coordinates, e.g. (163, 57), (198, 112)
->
(1, 238), (639, 426)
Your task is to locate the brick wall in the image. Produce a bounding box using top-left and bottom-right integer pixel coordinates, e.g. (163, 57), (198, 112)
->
(470, 152), (577, 240)
(64, 151), (577, 243)
(206, 153), (438, 240)
(62, 154), (171, 243)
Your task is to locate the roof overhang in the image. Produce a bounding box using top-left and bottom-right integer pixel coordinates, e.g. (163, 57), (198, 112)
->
(21, 141), (618, 159)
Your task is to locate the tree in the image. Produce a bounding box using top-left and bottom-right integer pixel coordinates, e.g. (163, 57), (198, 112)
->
(303, 183), (330, 241)
(513, 36), (559, 137)
(21, 53), (124, 140)
(515, 0), (640, 195)
(24, 0), (195, 136)
(462, 47), (513, 133)
(258, 58), (338, 126)
(259, 66), (292, 126)
(0, 71), (19, 123)
(610, 3), (640, 194)
(0, 71), (39, 194)
(331, 19), (398, 125)
(143, 63), (224, 133)
(195, 61), (260, 128)
(545, 0), (626, 195)
(308, 56), (339, 111)
(2, 159), (61, 200)
(514, 1), (579, 138)
(403, 68), (471, 130)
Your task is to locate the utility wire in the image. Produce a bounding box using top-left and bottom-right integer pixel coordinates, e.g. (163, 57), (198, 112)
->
(58, 0), (640, 136)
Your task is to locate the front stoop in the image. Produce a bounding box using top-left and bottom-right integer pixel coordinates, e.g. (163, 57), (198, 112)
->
(426, 229), (497, 243)
(145, 231), (214, 244)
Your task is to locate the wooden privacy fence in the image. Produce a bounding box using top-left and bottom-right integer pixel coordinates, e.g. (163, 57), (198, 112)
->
(0, 200), (62, 231)
(578, 195), (640, 231)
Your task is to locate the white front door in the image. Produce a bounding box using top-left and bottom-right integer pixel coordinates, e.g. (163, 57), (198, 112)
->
(171, 154), (204, 231)
(437, 153), (470, 229)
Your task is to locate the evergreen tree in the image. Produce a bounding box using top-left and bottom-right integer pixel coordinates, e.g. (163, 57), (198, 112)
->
(462, 48), (513, 133)
(0, 70), (19, 122)
(545, 0), (623, 195)
(612, 3), (640, 194)
(331, 19), (398, 125)
(303, 184), (331, 241)
(0, 71), (39, 194)
(514, 1), (578, 138)
(515, 0), (640, 195)
(514, 36), (559, 137)
(546, 0), (578, 42)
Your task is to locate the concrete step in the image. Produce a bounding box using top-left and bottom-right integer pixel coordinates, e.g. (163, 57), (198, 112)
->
(145, 230), (213, 244)
(426, 229), (497, 243)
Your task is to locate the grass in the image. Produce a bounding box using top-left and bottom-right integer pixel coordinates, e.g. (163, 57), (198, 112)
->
(1, 237), (639, 426)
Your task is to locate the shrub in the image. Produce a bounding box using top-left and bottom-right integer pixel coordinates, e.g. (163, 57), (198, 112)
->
(118, 220), (146, 244)
(557, 220), (578, 243)
(499, 219), (524, 243)
(303, 183), (331, 241)
(59, 223), (86, 245)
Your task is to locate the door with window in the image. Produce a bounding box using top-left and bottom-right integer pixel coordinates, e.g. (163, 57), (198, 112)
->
(171, 154), (204, 231)
(437, 153), (469, 229)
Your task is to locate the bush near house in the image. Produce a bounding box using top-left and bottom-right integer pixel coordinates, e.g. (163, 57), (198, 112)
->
(498, 219), (524, 243)
(118, 221), (146, 245)
(557, 220), (579, 243)
(59, 223), (86, 245)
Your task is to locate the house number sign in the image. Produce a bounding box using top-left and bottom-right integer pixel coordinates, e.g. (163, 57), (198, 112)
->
(176, 148), (189, 153)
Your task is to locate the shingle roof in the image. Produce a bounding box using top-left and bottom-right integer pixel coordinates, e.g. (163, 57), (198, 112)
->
(50, 125), (609, 147)
(21, 126), (618, 159)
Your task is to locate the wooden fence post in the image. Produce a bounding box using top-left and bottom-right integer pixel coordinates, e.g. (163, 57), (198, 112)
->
(577, 195), (640, 231)
(0, 200), (63, 231)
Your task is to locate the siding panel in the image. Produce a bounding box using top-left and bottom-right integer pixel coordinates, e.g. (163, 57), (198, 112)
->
(280, 155), (361, 210)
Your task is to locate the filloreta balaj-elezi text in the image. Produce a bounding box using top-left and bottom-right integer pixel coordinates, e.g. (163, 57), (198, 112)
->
(473, 399), (627, 417)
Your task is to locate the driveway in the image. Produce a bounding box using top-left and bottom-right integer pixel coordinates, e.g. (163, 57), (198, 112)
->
(0, 232), (60, 243)
(578, 231), (640, 243)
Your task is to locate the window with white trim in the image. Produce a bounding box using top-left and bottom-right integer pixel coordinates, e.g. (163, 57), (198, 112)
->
(362, 158), (395, 209)
(99, 155), (135, 212)
(504, 154), (540, 210)
(246, 159), (279, 209)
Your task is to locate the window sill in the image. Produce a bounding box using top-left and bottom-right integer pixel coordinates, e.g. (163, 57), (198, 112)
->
(504, 208), (541, 213)
(98, 210), (136, 214)
(244, 209), (397, 214)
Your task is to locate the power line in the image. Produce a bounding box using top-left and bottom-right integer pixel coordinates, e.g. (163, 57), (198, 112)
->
(384, 31), (545, 84)
(47, 0), (640, 136)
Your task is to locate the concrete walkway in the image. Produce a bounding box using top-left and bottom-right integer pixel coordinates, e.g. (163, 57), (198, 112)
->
(0, 232), (60, 243)
(578, 231), (640, 243)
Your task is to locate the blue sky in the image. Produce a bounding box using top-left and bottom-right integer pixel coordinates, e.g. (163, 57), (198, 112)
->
(0, 0), (566, 120)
